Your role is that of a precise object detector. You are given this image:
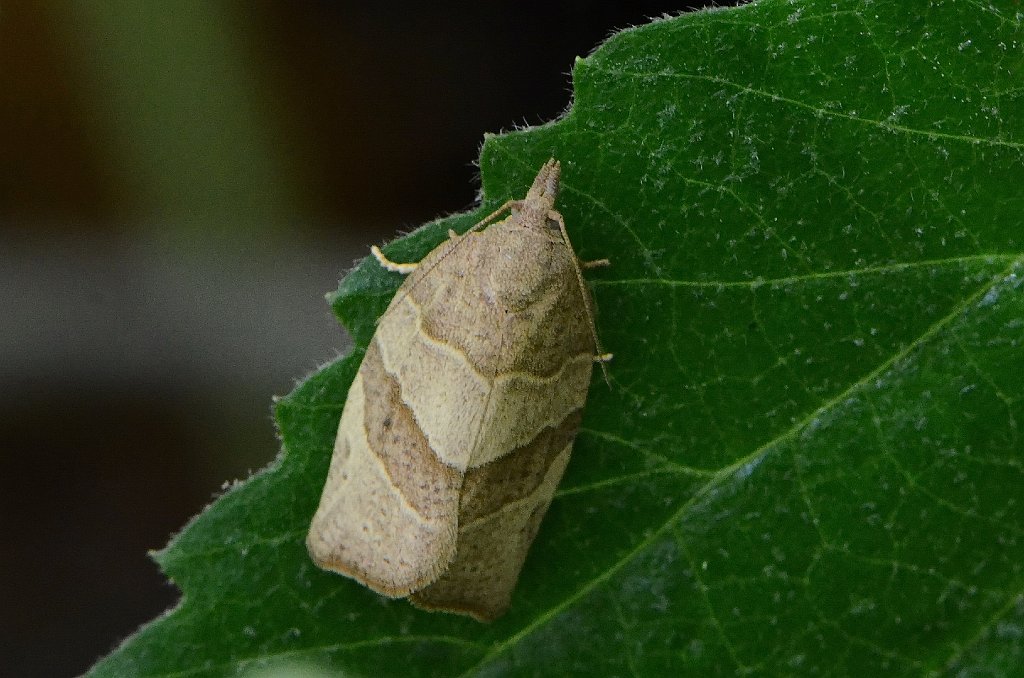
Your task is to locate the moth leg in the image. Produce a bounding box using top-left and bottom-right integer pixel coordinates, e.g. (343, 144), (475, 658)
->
(548, 209), (612, 384)
(582, 258), (611, 269)
(370, 245), (418, 274)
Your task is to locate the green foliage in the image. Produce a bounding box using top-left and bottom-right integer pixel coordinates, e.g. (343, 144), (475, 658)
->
(89, 1), (1024, 675)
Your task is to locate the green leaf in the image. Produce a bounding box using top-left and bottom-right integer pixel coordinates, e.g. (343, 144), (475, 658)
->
(89, 1), (1024, 675)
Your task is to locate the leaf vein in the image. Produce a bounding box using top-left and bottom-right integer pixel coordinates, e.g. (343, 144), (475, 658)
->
(461, 256), (1022, 676)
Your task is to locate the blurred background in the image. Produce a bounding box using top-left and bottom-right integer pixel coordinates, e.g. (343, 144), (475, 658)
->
(0, 2), (744, 675)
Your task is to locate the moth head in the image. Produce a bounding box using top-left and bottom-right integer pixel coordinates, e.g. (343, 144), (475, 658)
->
(515, 159), (561, 228)
(526, 158), (561, 203)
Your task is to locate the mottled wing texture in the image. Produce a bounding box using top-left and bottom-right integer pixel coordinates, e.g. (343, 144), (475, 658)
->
(307, 213), (595, 620)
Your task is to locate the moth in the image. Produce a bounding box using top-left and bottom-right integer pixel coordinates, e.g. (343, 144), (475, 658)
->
(307, 159), (609, 621)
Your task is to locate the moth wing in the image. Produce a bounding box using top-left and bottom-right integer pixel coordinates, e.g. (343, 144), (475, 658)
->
(310, 220), (597, 616)
(409, 410), (581, 621)
(409, 230), (596, 620)
(306, 334), (463, 597)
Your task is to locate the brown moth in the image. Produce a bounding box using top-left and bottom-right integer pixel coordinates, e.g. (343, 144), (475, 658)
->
(306, 159), (609, 622)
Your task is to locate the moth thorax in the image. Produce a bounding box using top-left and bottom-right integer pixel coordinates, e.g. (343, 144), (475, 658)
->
(484, 245), (566, 312)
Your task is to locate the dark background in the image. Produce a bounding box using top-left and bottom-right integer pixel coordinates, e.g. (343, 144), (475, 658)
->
(0, 2), (745, 676)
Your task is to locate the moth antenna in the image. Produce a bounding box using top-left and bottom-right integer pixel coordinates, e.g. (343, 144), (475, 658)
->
(548, 209), (611, 386)
(375, 199), (521, 323)
(371, 245), (418, 273)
